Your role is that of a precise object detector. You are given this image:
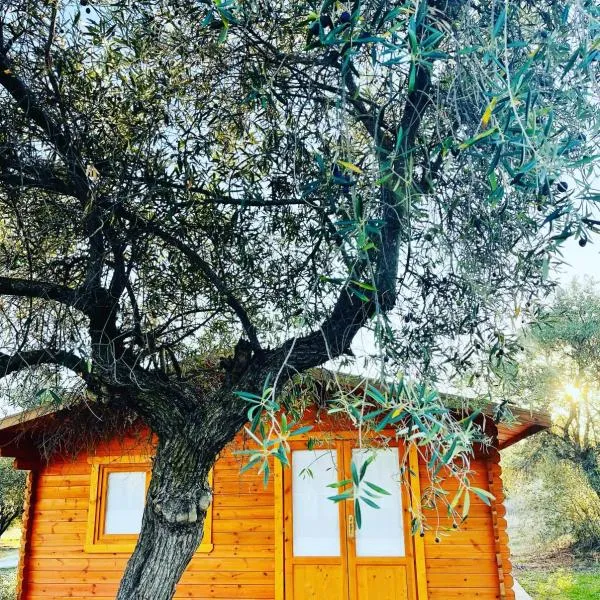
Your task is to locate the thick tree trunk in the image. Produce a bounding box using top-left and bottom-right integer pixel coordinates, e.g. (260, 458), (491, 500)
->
(580, 450), (600, 501)
(116, 431), (214, 600)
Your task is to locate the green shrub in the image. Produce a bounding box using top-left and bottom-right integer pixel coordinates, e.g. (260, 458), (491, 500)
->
(0, 570), (16, 600)
(504, 450), (600, 554)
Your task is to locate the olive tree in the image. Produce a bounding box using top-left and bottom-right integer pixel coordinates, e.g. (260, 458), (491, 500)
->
(514, 282), (600, 498)
(0, 458), (25, 537)
(0, 0), (598, 598)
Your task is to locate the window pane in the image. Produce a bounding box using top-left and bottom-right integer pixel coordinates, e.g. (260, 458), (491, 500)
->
(353, 448), (405, 557)
(292, 449), (340, 556)
(104, 471), (146, 535)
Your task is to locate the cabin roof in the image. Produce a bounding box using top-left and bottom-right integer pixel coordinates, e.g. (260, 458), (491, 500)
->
(0, 395), (551, 460)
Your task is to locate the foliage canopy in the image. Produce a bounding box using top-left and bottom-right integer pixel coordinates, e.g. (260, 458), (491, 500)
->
(0, 0), (598, 597)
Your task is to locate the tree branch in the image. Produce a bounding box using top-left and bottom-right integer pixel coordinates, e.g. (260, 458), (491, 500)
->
(267, 7), (433, 374)
(0, 276), (83, 310)
(111, 205), (262, 352)
(0, 53), (78, 174)
(0, 349), (86, 378)
(0, 167), (74, 197)
(0, 46), (107, 308)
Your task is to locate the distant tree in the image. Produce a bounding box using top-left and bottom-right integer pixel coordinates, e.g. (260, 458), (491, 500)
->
(0, 458), (25, 537)
(0, 1), (598, 599)
(513, 281), (600, 499)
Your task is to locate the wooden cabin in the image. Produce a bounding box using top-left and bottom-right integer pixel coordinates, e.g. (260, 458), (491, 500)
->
(0, 401), (550, 600)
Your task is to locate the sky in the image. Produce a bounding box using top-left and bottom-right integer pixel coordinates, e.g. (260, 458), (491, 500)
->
(555, 237), (600, 284)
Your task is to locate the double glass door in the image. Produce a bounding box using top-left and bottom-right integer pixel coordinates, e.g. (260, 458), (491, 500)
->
(283, 440), (416, 600)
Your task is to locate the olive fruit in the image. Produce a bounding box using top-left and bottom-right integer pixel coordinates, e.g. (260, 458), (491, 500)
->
(320, 14), (334, 29)
(309, 21), (320, 36)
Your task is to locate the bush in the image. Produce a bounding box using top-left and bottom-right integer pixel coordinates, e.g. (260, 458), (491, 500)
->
(504, 450), (600, 554)
(0, 459), (26, 537)
(0, 570), (16, 600)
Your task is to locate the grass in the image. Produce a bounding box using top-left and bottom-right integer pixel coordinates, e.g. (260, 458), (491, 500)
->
(517, 569), (600, 599)
(514, 550), (600, 600)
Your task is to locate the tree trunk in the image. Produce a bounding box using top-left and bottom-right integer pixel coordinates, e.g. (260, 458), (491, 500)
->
(580, 450), (600, 501)
(116, 430), (214, 600)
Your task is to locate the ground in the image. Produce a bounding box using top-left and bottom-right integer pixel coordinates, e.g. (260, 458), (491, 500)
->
(514, 550), (600, 600)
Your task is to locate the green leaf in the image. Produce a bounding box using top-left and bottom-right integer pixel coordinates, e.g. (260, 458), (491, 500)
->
(449, 488), (463, 512)
(365, 386), (387, 405)
(562, 48), (581, 76)
(492, 8), (506, 39)
(364, 481), (391, 495)
(351, 460), (360, 486)
(459, 127), (499, 150)
(326, 479), (352, 489)
(290, 425), (313, 437)
(261, 461), (270, 487)
(361, 496), (381, 509)
(359, 455), (374, 481)
(239, 456), (263, 474)
(328, 491), (353, 502)
(355, 499), (362, 529)
(352, 280), (376, 291)
(462, 490), (471, 520)
(470, 486), (495, 506)
(218, 24), (229, 44)
(337, 160), (363, 174)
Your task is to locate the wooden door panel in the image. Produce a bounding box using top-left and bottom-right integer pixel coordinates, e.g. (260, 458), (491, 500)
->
(292, 564), (346, 600)
(356, 565), (409, 600)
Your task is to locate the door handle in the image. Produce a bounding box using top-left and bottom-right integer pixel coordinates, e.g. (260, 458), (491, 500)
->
(347, 514), (355, 539)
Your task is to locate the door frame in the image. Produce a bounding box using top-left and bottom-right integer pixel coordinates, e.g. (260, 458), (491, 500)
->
(274, 433), (428, 600)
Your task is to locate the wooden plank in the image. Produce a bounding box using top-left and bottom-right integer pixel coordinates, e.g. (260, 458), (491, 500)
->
(33, 485), (89, 499)
(213, 520), (273, 533)
(213, 532), (276, 546)
(214, 495), (273, 508)
(428, 590), (501, 600)
(427, 572), (500, 588)
(424, 558), (499, 573)
(29, 557), (275, 572)
(29, 544), (275, 560)
(29, 570), (274, 585)
(410, 446), (428, 600)
(26, 582), (274, 598)
(486, 450), (515, 600)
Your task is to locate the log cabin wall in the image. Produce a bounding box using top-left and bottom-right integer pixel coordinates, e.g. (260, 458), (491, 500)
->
(19, 432), (275, 600)
(14, 427), (513, 600)
(420, 453), (515, 600)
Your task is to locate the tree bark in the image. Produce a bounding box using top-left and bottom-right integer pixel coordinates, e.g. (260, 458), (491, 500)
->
(116, 430), (214, 600)
(580, 450), (600, 501)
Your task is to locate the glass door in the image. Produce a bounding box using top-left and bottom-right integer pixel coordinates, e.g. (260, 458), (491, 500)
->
(284, 440), (415, 600)
(284, 441), (349, 600)
(344, 445), (414, 600)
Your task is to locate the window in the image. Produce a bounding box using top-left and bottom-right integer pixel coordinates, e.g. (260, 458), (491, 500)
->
(85, 456), (213, 553)
(291, 449), (341, 557)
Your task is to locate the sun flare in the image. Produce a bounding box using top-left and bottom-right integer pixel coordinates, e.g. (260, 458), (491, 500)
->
(563, 383), (582, 401)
